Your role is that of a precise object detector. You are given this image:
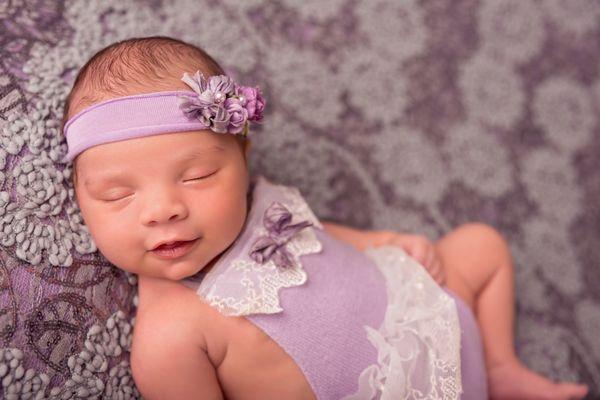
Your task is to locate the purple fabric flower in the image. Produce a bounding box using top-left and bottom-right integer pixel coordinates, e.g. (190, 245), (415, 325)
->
(181, 72), (224, 106)
(211, 105), (230, 134)
(239, 86), (266, 121)
(177, 95), (211, 128)
(181, 70), (209, 94)
(249, 202), (313, 269)
(225, 97), (249, 134)
(207, 75), (235, 100)
(178, 70), (266, 136)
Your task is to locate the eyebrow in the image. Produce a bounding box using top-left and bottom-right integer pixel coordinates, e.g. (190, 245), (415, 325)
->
(83, 144), (225, 187)
(172, 145), (225, 164)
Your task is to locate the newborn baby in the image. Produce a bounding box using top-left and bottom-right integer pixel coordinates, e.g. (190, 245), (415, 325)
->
(62, 35), (589, 399)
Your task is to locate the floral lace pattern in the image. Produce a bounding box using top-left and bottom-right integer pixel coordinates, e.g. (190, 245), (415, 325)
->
(342, 245), (462, 400)
(196, 178), (323, 316)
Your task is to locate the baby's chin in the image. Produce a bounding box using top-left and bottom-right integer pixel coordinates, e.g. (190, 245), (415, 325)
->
(133, 266), (202, 283)
(148, 249), (222, 282)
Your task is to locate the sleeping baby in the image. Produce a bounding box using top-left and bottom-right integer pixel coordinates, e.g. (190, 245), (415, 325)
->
(60, 35), (589, 400)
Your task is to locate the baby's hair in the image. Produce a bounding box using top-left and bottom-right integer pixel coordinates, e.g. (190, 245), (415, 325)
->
(63, 36), (247, 186)
(62, 36), (224, 132)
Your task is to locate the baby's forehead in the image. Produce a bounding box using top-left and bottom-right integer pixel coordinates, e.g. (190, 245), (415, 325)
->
(77, 131), (232, 170)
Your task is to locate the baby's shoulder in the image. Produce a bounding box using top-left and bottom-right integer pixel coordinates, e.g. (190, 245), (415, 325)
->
(132, 278), (229, 366)
(133, 282), (203, 346)
(130, 281), (230, 398)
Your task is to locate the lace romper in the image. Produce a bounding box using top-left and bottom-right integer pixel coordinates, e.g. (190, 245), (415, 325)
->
(181, 175), (488, 399)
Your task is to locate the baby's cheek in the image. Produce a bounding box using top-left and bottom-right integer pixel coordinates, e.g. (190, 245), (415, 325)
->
(92, 229), (137, 273)
(209, 197), (246, 245)
(81, 207), (132, 257)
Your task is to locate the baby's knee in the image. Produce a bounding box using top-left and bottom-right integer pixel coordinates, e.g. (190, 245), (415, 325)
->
(455, 222), (512, 259)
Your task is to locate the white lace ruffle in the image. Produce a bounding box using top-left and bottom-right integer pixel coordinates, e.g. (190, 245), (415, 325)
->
(197, 179), (323, 317)
(342, 245), (463, 400)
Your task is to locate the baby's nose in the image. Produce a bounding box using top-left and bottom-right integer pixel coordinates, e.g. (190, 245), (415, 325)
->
(140, 192), (188, 225)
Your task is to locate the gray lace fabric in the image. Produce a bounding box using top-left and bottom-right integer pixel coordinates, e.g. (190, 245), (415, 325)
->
(1, 0), (599, 398)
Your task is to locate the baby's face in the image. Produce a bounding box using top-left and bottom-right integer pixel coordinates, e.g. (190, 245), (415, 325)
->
(74, 130), (250, 281)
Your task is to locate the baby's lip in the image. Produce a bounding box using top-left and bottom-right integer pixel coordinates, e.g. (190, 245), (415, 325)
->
(150, 237), (198, 251)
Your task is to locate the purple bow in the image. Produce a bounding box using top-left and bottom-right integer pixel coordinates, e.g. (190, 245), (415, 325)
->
(249, 201), (313, 269)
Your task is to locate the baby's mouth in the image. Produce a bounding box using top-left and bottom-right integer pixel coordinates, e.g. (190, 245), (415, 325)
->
(151, 239), (199, 259)
(151, 237), (196, 250)
(155, 241), (189, 250)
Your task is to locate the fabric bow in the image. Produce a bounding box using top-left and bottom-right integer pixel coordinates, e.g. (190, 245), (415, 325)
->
(249, 201), (313, 269)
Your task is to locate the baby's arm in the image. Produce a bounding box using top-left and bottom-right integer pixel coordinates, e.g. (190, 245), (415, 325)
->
(321, 221), (394, 251)
(131, 323), (223, 400)
(322, 221), (445, 285)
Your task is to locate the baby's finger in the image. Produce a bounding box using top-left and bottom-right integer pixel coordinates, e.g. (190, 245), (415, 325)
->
(431, 263), (443, 284)
(390, 237), (421, 261)
(427, 258), (439, 273)
(436, 274), (445, 286)
(424, 247), (436, 270)
(420, 259), (441, 285)
(435, 269), (446, 286)
(410, 243), (429, 267)
(431, 269), (444, 286)
(434, 262), (446, 285)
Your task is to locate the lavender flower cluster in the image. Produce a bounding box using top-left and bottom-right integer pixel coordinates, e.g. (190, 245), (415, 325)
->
(177, 71), (266, 136)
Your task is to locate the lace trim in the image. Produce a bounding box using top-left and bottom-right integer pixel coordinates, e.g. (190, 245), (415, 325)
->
(199, 179), (322, 316)
(342, 245), (463, 400)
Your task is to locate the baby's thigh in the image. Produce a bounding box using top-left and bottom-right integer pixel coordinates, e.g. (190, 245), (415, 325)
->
(435, 222), (511, 312)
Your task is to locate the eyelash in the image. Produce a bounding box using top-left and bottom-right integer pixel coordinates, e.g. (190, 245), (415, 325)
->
(101, 171), (217, 202)
(183, 171), (217, 182)
(103, 193), (133, 203)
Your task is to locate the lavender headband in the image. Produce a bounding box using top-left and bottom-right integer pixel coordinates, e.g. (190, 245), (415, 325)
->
(62, 71), (266, 162)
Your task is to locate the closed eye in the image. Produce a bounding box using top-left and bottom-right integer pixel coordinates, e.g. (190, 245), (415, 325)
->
(101, 193), (133, 202)
(184, 170), (217, 182)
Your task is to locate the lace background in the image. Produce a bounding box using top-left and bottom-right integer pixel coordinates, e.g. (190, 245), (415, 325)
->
(0, 0), (598, 397)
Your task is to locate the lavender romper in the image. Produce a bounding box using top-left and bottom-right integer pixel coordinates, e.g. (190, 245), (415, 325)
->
(183, 175), (488, 399)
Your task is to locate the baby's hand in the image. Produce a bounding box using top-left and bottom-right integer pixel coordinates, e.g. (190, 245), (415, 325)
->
(371, 231), (446, 286)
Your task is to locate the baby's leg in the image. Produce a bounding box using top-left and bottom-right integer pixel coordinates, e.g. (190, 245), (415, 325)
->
(435, 223), (589, 400)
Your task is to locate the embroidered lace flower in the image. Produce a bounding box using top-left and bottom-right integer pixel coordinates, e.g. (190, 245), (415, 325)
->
(178, 71), (266, 136)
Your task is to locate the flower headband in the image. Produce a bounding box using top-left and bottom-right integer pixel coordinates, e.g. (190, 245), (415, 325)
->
(61, 71), (265, 162)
